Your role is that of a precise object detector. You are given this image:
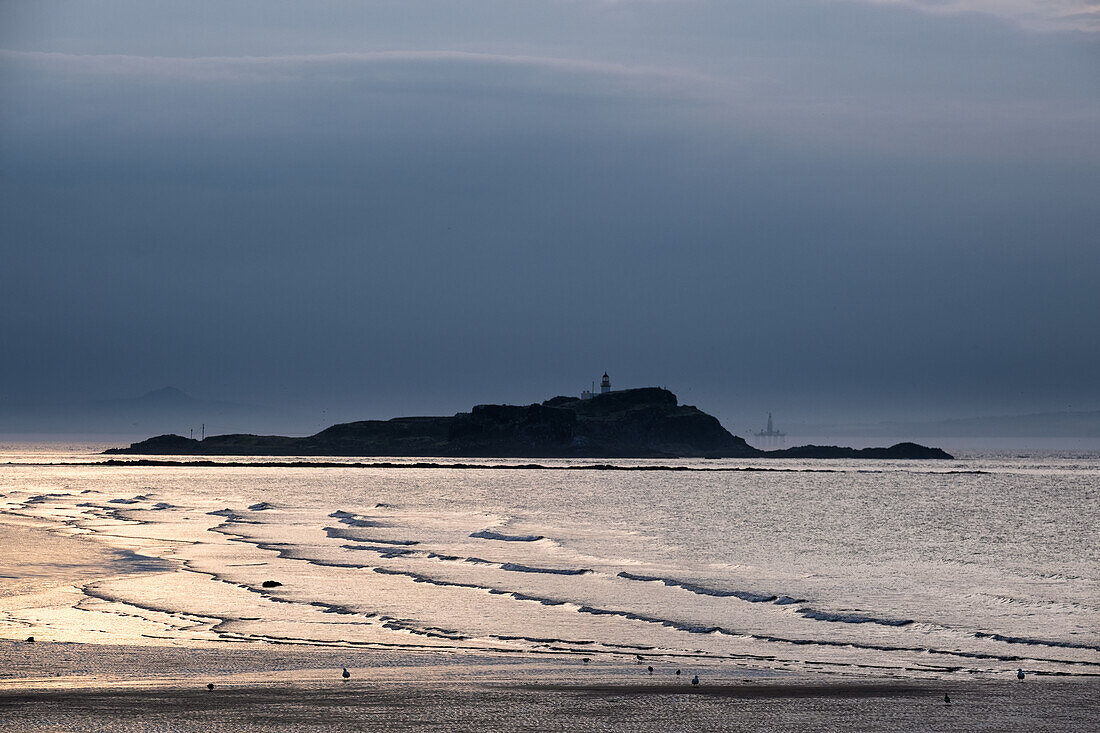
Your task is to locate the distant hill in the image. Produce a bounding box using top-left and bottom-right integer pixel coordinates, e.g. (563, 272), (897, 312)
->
(106, 388), (952, 459)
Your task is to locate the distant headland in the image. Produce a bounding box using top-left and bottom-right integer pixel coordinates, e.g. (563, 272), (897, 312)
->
(105, 386), (953, 460)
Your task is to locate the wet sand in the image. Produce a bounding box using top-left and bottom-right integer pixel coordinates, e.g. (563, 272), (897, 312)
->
(1, 641), (1097, 731)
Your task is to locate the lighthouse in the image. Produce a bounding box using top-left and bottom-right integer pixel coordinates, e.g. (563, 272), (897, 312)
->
(600, 372), (611, 394)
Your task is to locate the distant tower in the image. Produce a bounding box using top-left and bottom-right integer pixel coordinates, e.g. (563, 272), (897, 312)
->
(753, 413), (786, 445)
(601, 372), (611, 394)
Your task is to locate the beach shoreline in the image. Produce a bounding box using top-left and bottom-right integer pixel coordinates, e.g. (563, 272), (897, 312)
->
(1, 640), (1097, 731)
(2, 452), (1098, 730)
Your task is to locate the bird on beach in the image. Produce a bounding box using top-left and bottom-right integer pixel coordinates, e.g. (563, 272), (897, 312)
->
(675, 669), (681, 677)
(25, 636), (35, 643)
(1017, 669), (1025, 681)
(636, 655), (644, 664)
(342, 668), (351, 680)
(582, 657), (591, 664)
(207, 683), (214, 691)
(691, 675), (699, 687)
(944, 693), (950, 704)
(647, 666), (653, 674)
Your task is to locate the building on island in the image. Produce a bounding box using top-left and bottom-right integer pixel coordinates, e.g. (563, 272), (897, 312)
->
(581, 372), (612, 400)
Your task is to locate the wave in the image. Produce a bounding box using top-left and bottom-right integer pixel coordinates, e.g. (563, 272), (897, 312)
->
(617, 572), (785, 604)
(498, 563), (592, 576)
(23, 492), (75, 505)
(1035, 571), (1088, 581)
(200, 513), (1100, 671)
(972, 631), (1100, 652)
(617, 572), (913, 626)
(91, 554), (1100, 671)
(370, 567), (568, 607)
(341, 543), (416, 558)
(329, 510), (387, 528)
(334, 544), (592, 576)
(214, 521), (587, 577)
(322, 526), (419, 545)
(795, 608), (913, 627)
(470, 529), (544, 542)
(490, 633), (597, 645)
(337, 565), (1100, 668)
(208, 522), (375, 571)
(206, 508), (262, 524)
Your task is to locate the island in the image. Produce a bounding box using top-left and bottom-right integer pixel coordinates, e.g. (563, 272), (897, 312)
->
(105, 387), (952, 460)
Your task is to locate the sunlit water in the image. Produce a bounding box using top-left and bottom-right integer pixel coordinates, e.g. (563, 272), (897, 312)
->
(1, 444), (1097, 680)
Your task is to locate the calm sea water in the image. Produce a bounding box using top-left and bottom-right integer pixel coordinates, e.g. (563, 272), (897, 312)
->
(1, 444), (1097, 680)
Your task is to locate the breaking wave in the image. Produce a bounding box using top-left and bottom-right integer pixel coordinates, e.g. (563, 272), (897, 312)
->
(617, 572), (787, 604)
(470, 530), (545, 542)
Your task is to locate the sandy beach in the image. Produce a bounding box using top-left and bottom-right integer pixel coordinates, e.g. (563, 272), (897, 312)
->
(2, 640), (1097, 731)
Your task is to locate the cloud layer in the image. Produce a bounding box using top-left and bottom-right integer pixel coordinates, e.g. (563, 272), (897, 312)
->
(1, 1), (1098, 426)
(853, 0), (1100, 32)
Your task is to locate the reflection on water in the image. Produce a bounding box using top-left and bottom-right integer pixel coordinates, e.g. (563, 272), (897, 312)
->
(0, 446), (1097, 678)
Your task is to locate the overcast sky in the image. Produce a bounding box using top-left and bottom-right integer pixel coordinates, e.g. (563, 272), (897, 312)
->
(1, 1), (1098, 431)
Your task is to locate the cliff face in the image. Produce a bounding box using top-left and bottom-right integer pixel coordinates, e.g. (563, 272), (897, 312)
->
(544, 388), (749, 457)
(105, 388), (953, 459)
(107, 388), (757, 458)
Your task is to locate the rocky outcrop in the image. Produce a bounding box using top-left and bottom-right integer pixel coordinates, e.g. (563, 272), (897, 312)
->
(105, 388), (952, 459)
(767, 442), (953, 460)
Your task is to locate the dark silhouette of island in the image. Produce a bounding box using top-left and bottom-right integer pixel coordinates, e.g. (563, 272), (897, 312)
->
(104, 388), (952, 459)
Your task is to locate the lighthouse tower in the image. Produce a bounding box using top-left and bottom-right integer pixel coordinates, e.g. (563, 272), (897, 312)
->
(600, 372), (611, 394)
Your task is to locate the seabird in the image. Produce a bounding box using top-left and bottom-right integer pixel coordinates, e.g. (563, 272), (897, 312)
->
(647, 665), (653, 674)
(691, 675), (699, 687)
(342, 668), (351, 680)
(1017, 669), (1025, 681)
(636, 655), (644, 664)
(944, 693), (950, 704)
(207, 683), (214, 691)
(25, 636), (35, 643)
(582, 657), (591, 664)
(675, 669), (681, 676)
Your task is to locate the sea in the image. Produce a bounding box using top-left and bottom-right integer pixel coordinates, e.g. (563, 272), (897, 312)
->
(1, 442), (1097, 682)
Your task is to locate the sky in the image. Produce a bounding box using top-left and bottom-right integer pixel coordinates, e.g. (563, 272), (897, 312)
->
(1, 0), (1098, 434)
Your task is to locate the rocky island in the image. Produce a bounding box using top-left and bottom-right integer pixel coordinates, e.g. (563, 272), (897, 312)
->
(106, 388), (952, 460)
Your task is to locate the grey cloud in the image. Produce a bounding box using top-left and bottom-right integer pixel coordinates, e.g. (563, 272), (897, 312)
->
(0, 1), (1098, 428)
(839, 0), (1100, 32)
(4, 48), (1097, 168)
(0, 49), (712, 89)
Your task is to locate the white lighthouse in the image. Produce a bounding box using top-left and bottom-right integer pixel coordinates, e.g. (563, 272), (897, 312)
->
(581, 373), (613, 399)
